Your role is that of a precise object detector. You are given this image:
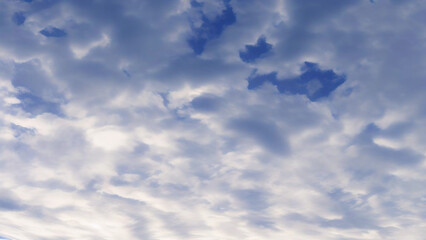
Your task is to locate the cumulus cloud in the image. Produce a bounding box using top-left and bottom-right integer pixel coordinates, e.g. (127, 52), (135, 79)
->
(1, 0), (426, 239)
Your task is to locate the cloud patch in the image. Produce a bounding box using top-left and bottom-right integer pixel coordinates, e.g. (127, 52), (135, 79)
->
(1, 0), (426, 239)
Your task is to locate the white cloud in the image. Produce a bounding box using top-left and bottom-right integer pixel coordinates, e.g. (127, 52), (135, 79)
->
(86, 126), (134, 151)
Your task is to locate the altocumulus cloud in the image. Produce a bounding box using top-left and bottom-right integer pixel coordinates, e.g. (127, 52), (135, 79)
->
(1, 0), (426, 239)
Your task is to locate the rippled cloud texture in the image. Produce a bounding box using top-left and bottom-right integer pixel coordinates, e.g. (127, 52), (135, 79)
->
(1, 0), (426, 239)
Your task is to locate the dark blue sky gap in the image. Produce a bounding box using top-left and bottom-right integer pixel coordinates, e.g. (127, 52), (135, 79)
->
(12, 12), (26, 26)
(15, 92), (62, 116)
(40, 27), (67, 38)
(188, 0), (236, 54)
(190, 0), (203, 8)
(239, 37), (272, 63)
(248, 62), (346, 101)
(10, 123), (36, 138)
(122, 69), (131, 78)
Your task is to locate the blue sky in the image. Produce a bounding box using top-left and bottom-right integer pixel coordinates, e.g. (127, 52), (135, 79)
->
(1, 0), (426, 239)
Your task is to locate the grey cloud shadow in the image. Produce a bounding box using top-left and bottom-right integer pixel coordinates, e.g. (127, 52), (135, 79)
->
(349, 123), (422, 168)
(190, 94), (224, 113)
(175, 138), (220, 180)
(227, 118), (289, 155)
(272, 0), (359, 60)
(0, 191), (27, 212)
(320, 188), (378, 229)
(232, 189), (270, 211)
(151, 54), (247, 88)
(0, 198), (26, 212)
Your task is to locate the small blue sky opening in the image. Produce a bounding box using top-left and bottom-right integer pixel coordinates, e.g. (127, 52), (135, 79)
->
(188, 0), (236, 55)
(190, 0), (203, 8)
(40, 27), (67, 38)
(122, 69), (131, 78)
(159, 92), (170, 107)
(247, 70), (277, 90)
(239, 37), (272, 63)
(11, 123), (36, 137)
(15, 92), (63, 116)
(247, 62), (346, 101)
(12, 12), (26, 26)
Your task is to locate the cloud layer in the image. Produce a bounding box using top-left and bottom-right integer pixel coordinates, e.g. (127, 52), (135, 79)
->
(1, 0), (426, 239)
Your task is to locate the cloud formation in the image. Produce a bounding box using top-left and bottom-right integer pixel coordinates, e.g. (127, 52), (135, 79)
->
(1, 0), (426, 239)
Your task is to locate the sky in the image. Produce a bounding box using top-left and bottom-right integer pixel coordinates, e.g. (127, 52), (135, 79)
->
(1, 0), (426, 239)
